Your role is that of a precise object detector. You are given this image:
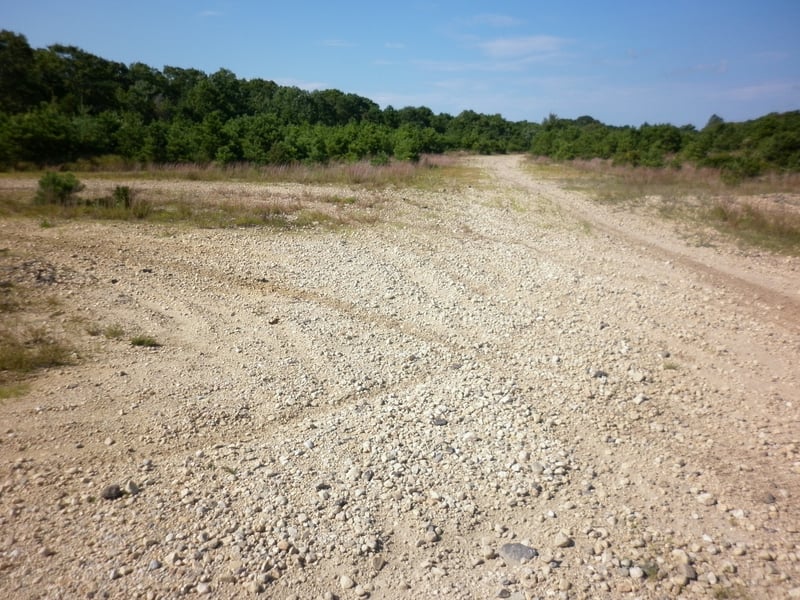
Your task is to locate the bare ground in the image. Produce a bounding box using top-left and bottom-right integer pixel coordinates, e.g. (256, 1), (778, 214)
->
(0, 155), (798, 599)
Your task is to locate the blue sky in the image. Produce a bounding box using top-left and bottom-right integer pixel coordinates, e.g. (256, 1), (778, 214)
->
(5, 0), (800, 127)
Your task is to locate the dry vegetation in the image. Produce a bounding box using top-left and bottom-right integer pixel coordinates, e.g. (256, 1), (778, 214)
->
(526, 157), (800, 254)
(0, 155), (473, 232)
(0, 265), (73, 400)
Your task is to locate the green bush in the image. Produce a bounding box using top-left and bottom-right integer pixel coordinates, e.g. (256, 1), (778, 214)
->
(113, 185), (133, 208)
(34, 172), (84, 206)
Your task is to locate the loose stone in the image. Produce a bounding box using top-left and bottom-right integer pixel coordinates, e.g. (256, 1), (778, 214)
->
(498, 543), (538, 564)
(101, 485), (123, 500)
(554, 531), (574, 548)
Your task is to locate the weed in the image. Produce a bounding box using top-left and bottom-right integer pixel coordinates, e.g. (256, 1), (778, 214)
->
(293, 209), (343, 228)
(103, 324), (125, 339)
(640, 562), (660, 580)
(130, 197), (153, 219)
(112, 185), (133, 208)
(85, 323), (103, 336)
(0, 382), (30, 401)
(0, 282), (19, 313)
(130, 335), (160, 348)
(326, 196), (357, 205)
(0, 325), (72, 380)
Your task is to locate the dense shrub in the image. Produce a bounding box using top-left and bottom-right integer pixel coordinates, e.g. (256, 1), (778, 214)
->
(34, 172), (83, 205)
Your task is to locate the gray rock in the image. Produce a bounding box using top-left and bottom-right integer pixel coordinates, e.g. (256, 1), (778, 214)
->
(101, 484), (123, 500)
(498, 542), (538, 564)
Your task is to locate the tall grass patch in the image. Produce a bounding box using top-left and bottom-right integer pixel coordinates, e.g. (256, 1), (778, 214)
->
(527, 157), (800, 254)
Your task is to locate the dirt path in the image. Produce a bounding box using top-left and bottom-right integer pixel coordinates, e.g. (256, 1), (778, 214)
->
(1, 156), (798, 599)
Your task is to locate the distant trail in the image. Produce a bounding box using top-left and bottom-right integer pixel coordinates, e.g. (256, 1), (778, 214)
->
(478, 154), (800, 331)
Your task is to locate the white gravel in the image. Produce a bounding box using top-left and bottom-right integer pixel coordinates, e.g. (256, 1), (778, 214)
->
(0, 155), (798, 599)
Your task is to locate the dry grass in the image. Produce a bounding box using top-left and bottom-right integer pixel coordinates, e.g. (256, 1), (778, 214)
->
(526, 157), (800, 254)
(0, 323), (72, 396)
(0, 155), (474, 231)
(73, 154), (460, 188)
(0, 255), (74, 397)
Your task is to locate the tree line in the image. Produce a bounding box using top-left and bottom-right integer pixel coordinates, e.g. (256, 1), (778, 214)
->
(1, 30), (798, 178)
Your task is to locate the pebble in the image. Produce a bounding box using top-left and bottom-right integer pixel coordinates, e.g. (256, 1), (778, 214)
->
(671, 549), (691, 564)
(244, 581), (264, 594)
(101, 485), (123, 500)
(554, 531), (574, 548)
(498, 543), (538, 564)
(696, 492), (716, 506)
(677, 564), (697, 581)
(340, 575), (355, 589)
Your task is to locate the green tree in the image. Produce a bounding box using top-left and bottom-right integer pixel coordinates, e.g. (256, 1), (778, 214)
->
(0, 30), (40, 113)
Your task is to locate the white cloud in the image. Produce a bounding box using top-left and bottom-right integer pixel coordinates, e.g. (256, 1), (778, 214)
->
(478, 35), (568, 58)
(274, 78), (327, 91)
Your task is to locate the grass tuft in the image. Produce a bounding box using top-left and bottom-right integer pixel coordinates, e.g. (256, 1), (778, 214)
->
(0, 325), (72, 381)
(103, 324), (125, 339)
(130, 335), (160, 348)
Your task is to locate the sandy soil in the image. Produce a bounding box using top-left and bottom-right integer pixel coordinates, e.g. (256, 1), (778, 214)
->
(1, 155), (798, 599)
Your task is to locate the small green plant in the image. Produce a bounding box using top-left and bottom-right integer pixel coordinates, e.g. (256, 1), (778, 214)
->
(34, 172), (84, 206)
(130, 335), (160, 348)
(113, 185), (133, 208)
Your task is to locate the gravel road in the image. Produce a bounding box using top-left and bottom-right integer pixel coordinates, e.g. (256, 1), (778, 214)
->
(1, 155), (798, 599)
